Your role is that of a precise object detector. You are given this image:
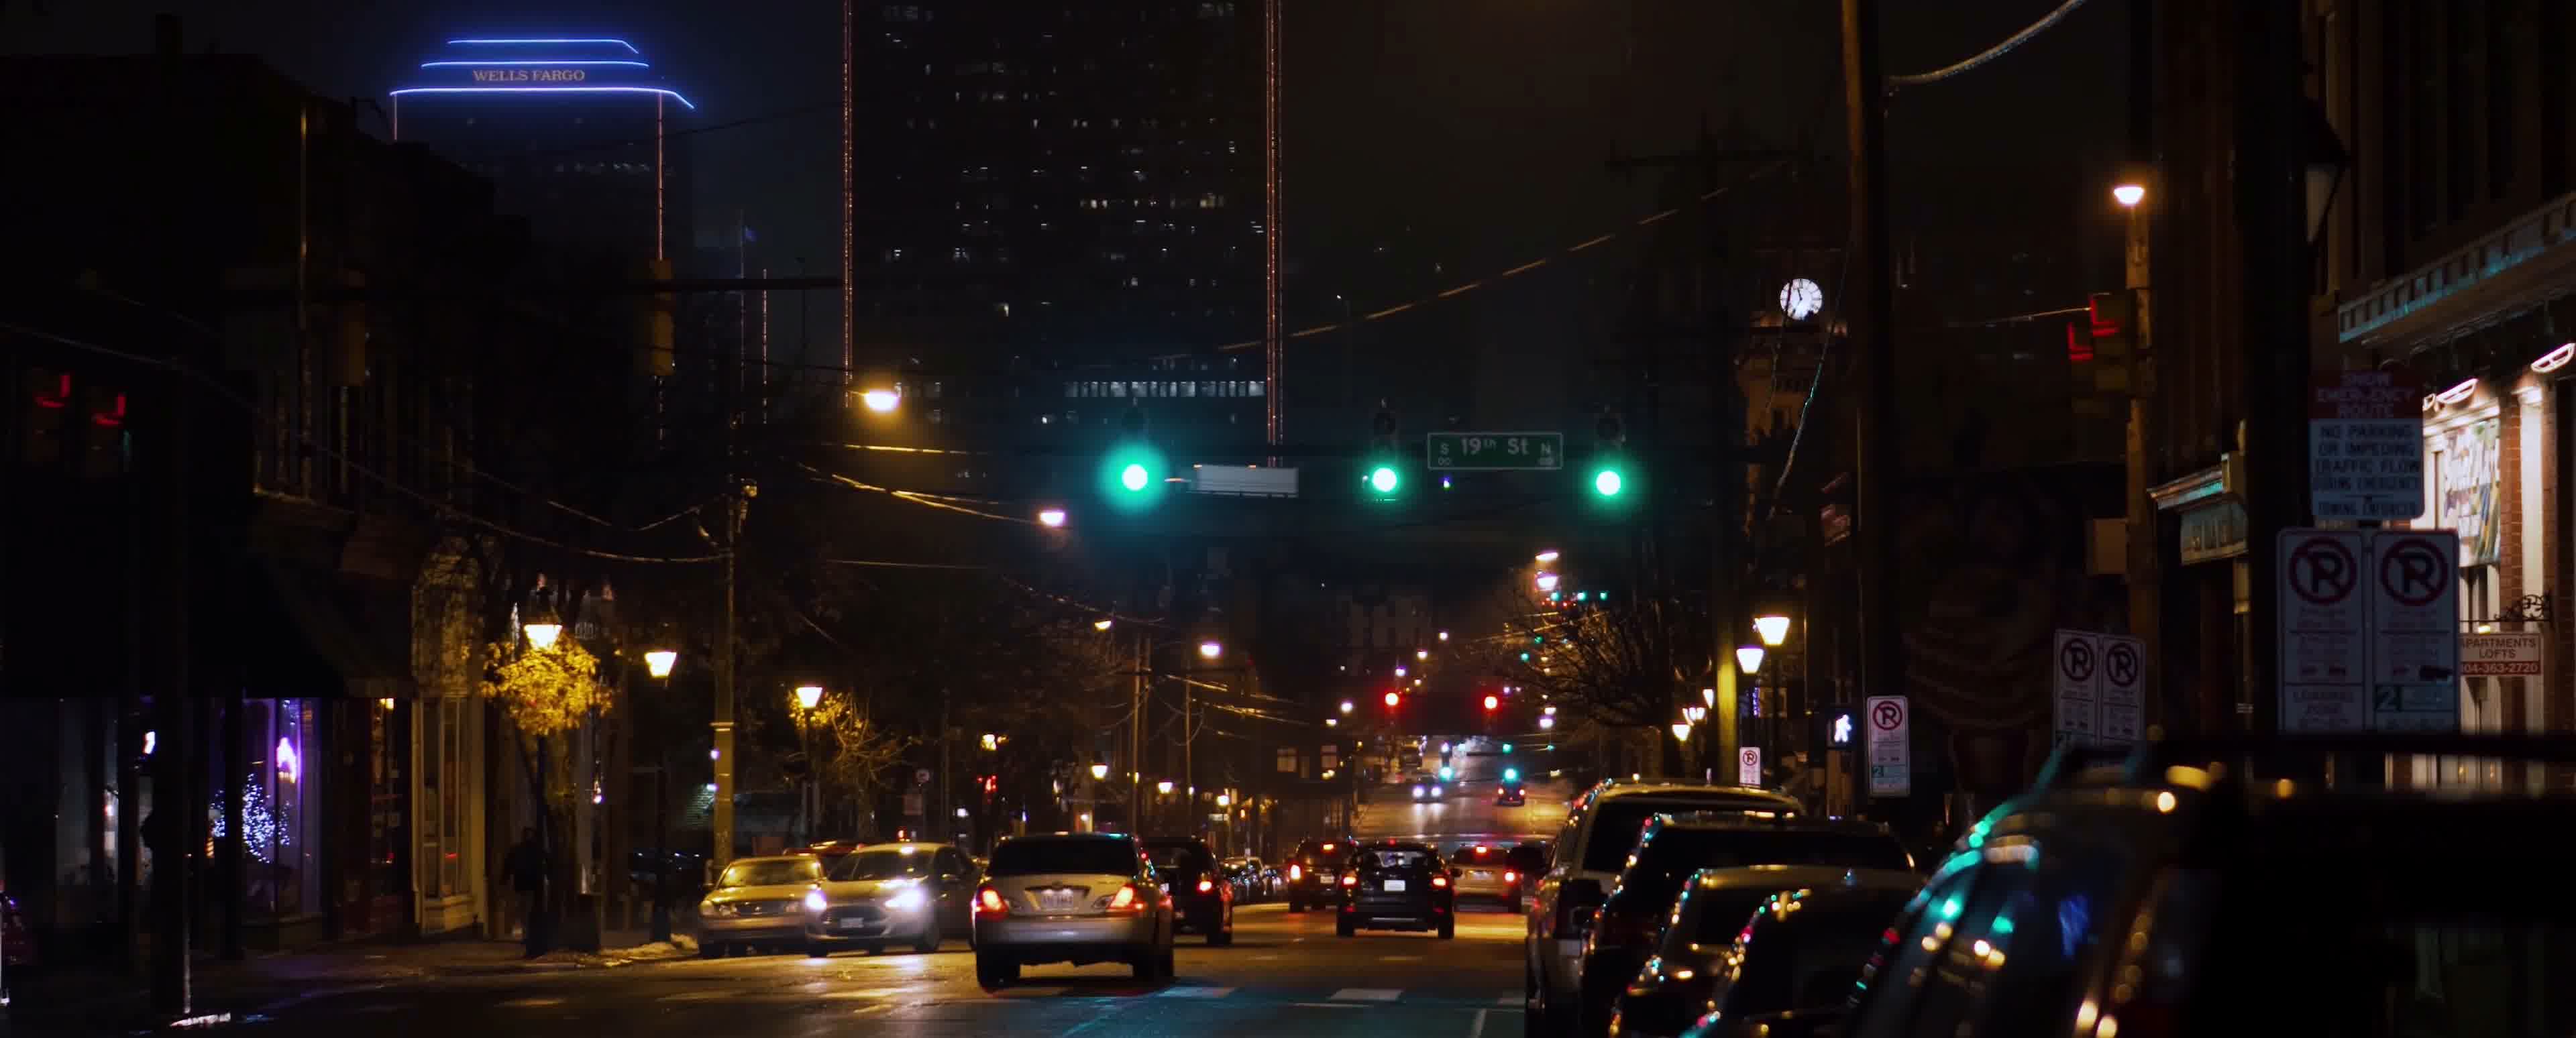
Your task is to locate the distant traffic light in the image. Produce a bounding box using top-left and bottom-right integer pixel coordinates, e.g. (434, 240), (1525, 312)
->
(1501, 743), (1514, 754)
(1383, 691), (1401, 707)
(1591, 465), (1625, 497)
(1362, 402), (1404, 501)
(1587, 409), (1633, 508)
(1366, 463), (1401, 495)
(1482, 694), (1499, 711)
(1098, 407), (1169, 514)
(1502, 767), (1519, 783)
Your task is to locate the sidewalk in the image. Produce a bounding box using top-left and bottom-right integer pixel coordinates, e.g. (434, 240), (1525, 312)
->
(3, 928), (697, 1031)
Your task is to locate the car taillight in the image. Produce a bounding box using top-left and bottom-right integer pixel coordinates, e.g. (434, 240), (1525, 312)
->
(1431, 875), (1450, 888)
(975, 886), (1008, 917)
(1288, 864), (1302, 881)
(1197, 878), (1214, 893)
(1341, 873), (1358, 887)
(1108, 884), (1142, 912)
(1505, 870), (1518, 883)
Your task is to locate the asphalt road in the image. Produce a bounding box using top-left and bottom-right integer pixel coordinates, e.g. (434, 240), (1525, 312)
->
(202, 901), (1529, 1038)
(1351, 735), (1572, 846)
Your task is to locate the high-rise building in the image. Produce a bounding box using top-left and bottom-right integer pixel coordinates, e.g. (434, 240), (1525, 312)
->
(392, 36), (696, 269)
(845, 1), (1270, 451)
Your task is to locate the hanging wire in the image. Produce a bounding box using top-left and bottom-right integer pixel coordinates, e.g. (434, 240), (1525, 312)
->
(1886, 0), (2097, 91)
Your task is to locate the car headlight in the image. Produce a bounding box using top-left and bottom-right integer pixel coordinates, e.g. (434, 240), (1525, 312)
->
(883, 890), (927, 912)
(1432, 785), (1444, 797)
(702, 901), (730, 916)
(803, 889), (828, 913)
(1411, 785), (1425, 797)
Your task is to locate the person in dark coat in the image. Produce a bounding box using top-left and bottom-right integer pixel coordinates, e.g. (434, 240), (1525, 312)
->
(502, 827), (547, 954)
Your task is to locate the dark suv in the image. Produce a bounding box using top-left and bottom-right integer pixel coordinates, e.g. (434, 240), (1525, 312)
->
(1574, 813), (1912, 1038)
(1801, 736), (2576, 1038)
(1335, 840), (1457, 939)
(1284, 837), (1354, 913)
(1141, 837), (1234, 945)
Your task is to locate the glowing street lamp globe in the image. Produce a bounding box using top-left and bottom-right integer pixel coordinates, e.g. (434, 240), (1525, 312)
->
(643, 649), (678, 679)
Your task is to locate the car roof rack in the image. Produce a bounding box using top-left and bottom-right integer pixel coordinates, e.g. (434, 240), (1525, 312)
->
(2033, 734), (2576, 793)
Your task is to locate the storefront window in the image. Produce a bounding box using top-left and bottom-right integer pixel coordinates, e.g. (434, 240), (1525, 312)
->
(210, 699), (321, 919)
(417, 698), (468, 899)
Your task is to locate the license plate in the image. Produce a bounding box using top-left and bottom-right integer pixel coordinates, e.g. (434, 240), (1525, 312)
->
(837, 918), (870, 930)
(1471, 871), (1492, 881)
(1383, 879), (1407, 892)
(1039, 890), (1078, 911)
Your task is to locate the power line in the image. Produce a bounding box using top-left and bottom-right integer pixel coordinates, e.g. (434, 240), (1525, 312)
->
(1886, 0), (2096, 90)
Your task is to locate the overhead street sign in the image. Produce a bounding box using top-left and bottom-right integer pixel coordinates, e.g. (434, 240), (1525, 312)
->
(2369, 530), (2459, 732)
(1864, 695), (1909, 797)
(1426, 431), (1564, 471)
(2277, 528), (2369, 732)
(2308, 368), (2424, 520)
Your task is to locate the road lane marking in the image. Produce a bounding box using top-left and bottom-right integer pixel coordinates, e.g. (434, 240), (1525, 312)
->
(1381, 955), (1424, 962)
(498, 997), (566, 1008)
(1293, 1002), (1371, 1009)
(1471, 1008), (1490, 1038)
(1155, 986), (1236, 998)
(658, 990), (735, 1002)
(1332, 988), (1404, 1002)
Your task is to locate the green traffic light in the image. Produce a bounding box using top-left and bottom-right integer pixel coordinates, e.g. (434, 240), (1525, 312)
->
(1501, 744), (1513, 755)
(1099, 441), (1169, 513)
(1368, 465), (1400, 494)
(1593, 467), (1624, 497)
(1120, 463), (1150, 492)
(1503, 767), (1519, 781)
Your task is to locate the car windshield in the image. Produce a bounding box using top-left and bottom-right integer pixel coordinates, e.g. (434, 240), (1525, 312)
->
(718, 859), (820, 887)
(1580, 799), (1792, 872)
(1722, 893), (1919, 1015)
(989, 838), (1135, 877)
(1614, 830), (1911, 909)
(830, 849), (934, 881)
(1144, 843), (1212, 871)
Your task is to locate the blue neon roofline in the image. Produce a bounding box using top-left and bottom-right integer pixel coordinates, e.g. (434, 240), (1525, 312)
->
(390, 85), (696, 110)
(445, 38), (641, 54)
(421, 60), (649, 68)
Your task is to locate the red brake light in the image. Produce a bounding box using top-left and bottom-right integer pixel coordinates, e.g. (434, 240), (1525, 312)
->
(1342, 874), (1358, 887)
(1197, 878), (1214, 893)
(975, 886), (1008, 916)
(1288, 864), (1302, 881)
(1108, 884), (1140, 911)
(1321, 843), (1336, 852)
(1505, 870), (1518, 883)
(1431, 875), (1449, 888)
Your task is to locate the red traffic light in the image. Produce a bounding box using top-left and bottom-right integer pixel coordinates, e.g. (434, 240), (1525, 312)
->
(1482, 694), (1500, 711)
(1383, 691), (1401, 707)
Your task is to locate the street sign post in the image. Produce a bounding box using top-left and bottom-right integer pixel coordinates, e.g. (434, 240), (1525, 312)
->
(2308, 369), (2424, 521)
(1864, 696), (1909, 797)
(2369, 530), (2459, 732)
(1425, 431), (1564, 471)
(1737, 746), (1762, 786)
(2461, 632), (2542, 676)
(2051, 629), (2098, 747)
(2277, 528), (2369, 732)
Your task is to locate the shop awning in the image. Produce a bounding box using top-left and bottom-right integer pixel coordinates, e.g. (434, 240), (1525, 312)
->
(245, 561), (414, 701)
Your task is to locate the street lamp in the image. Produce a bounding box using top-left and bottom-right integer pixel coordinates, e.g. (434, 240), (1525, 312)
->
(1538, 715), (1555, 730)
(1670, 722), (1693, 744)
(523, 621), (563, 650)
(1753, 612), (1792, 647)
(1216, 793), (1231, 808)
(1197, 640), (1223, 660)
(2111, 182), (2146, 208)
(1534, 550), (1560, 564)
(794, 685), (825, 711)
(1534, 572), (1560, 593)
(1093, 618), (1114, 632)
(1438, 630), (1449, 642)
(643, 649), (678, 679)
(1157, 779), (1175, 795)
(1339, 699), (1354, 715)
(1090, 761), (1110, 781)
(1036, 507), (1068, 528)
(1394, 666), (1407, 677)
(1415, 648), (1428, 660)
(1682, 704), (1708, 725)
(860, 388), (901, 412)
(1735, 645), (1767, 677)
(1701, 687), (1716, 709)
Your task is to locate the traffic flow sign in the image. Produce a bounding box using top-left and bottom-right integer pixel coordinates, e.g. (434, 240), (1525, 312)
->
(2308, 369), (2424, 520)
(1425, 431), (1564, 471)
(1864, 695), (1909, 797)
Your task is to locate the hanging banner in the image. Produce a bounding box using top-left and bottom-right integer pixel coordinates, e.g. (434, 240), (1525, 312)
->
(2436, 419), (2500, 567)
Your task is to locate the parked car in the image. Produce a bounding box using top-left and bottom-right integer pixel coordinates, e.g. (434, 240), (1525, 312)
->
(1335, 840), (1456, 939)
(1284, 837), (1354, 913)
(972, 833), (1176, 986)
(1814, 736), (2576, 1038)
(1574, 813), (1911, 1037)
(1142, 837), (1234, 945)
(1220, 856), (1273, 901)
(804, 842), (980, 956)
(696, 854), (826, 958)
(1611, 868), (1920, 1038)
(1523, 780), (1805, 1037)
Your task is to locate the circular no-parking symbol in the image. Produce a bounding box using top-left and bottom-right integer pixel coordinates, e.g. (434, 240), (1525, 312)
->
(2059, 638), (2096, 683)
(2288, 536), (2359, 605)
(2105, 642), (2139, 688)
(2377, 537), (2450, 607)
(1871, 700), (1904, 732)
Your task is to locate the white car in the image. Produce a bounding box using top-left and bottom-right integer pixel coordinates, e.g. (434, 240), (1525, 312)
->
(1411, 780), (1446, 803)
(972, 833), (1176, 987)
(804, 842), (977, 956)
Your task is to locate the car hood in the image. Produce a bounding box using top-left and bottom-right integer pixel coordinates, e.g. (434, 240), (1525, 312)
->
(816, 878), (925, 903)
(705, 882), (812, 905)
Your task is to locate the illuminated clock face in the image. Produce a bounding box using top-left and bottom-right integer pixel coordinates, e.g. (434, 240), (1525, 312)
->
(1780, 278), (1825, 321)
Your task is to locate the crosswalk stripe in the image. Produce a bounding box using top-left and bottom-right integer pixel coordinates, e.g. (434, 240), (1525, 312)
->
(1330, 988), (1404, 1002)
(1155, 986), (1236, 998)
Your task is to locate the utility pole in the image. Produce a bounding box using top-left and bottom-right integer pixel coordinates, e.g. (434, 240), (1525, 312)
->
(1130, 630), (1145, 835)
(150, 13), (193, 1019)
(2121, 0), (2163, 738)
(1840, 0), (1905, 757)
(2235, 0), (2313, 747)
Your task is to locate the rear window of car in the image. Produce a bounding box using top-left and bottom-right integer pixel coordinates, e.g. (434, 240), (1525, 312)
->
(1144, 842), (1214, 871)
(1361, 848), (1440, 873)
(1450, 846), (1506, 866)
(1580, 798), (1794, 872)
(988, 838), (1136, 877)
(1726, 897), (1917, 1015)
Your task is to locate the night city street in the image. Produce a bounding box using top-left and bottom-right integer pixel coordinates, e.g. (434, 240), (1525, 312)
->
(9, 0), (2576, 1035)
